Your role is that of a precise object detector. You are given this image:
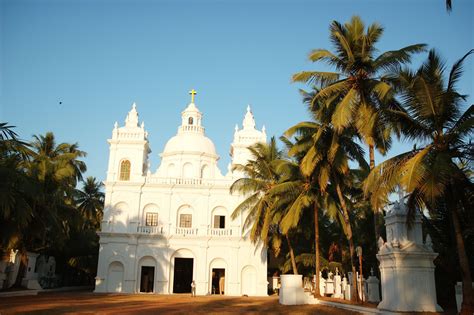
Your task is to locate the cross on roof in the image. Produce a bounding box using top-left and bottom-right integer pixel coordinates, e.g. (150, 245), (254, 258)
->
(189, 89), (197, 103)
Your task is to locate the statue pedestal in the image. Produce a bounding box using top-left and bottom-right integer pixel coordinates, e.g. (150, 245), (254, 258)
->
(377, 245), (442, 312)
(279, 275), (305, 305)
(377, 197), (442, 313)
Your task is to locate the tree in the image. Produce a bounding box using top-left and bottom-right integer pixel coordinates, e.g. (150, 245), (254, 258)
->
(26, 132), (87, 252)
(230, 137), (299, 274)
(269, 152), (322, 295)
(286, 119), (368, 301)
(292, 15), (426, 241)
(0, 123), (36, 258)
(76, 177), (104, 230)
(365, 49), (474, 314)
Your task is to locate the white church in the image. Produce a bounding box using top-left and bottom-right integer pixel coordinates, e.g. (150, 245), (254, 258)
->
(94, 90), (269, 296)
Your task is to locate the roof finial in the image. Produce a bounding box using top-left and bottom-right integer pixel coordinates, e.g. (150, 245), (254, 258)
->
(189, 89), (197, 103)
(243, 105), (256, 130)
(125, 102), (139, 127)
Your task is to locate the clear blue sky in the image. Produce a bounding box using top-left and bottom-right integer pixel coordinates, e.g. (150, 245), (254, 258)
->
(1, 0), (473, 182)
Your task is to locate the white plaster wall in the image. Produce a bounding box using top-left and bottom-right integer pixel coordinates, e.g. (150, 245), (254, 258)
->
(96, 179), (266, 296)
(96, 105), (267, 296)
(107, 142), (148, 182)
(96, 233), (267, 296)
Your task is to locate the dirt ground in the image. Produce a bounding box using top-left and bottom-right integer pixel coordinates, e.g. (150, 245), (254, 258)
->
(0, 291), (361, 315)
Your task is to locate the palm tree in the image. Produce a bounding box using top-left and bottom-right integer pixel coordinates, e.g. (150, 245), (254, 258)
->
(29, 132), (86, 187)
(286, 119), (368, 301)
(269, 153), (323, 295)
(293, 16), (425, 168)
(0, 123), (37, 257)
(230, 137), (299, 274)
(365, 49), (473, 314)
(76, 177), (104, 230)
(292, 16), (426, 242)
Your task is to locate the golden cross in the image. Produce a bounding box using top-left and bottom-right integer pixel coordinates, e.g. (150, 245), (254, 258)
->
(189, 89), (197, 103)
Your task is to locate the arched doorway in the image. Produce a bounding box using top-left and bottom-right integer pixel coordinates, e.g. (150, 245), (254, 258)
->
(170, 249), (195, 293)
(107, 261), (124, 293)
(241, 265), (257, 296)
(138, 256), (156, 293)
(209, 258), (227, 295)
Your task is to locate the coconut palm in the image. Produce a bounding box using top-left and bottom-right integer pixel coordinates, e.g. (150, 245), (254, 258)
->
(230, 137), (299, 274)
(365, 49), (473, 314)
(293, 16), (425, 168)
(76, 177), (104, 229)
(29, 132), (86, 188)
(286, 118), (368, 301)
(0, 124), (37, 257)
(269, 153), (323, 294)
(292, 15), (426, 245)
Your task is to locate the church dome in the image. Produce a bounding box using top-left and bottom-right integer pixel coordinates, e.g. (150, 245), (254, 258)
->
(161, 91), (218, 158)
(163, 133), (217, 157)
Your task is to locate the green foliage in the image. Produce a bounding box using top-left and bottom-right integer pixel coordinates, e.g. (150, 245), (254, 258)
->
(293, 15), (426, 157)
(0, 126), (103, 287)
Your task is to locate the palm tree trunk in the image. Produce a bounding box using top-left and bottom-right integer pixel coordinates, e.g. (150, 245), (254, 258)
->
(368, 144), (379, 245)
(285, 234), (298, 275)
(335, 182), (359, 302)
(451, 205), (474, 315)
(314, 201), (321, 297)
(369, 145), (375, 170)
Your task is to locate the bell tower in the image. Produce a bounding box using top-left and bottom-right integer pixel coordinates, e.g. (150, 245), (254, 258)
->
(178, 89), (205, 135)
(230, 105), (267, 176)
(106, 103), (151, 182)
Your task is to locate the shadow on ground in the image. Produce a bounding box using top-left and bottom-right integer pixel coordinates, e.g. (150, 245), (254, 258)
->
(0, 291), (361, 314)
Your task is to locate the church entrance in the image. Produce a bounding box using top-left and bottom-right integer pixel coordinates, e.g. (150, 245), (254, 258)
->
(211, 268), (225, 295)
(173, 258), (193, 293)
(139, 266), (154, 293)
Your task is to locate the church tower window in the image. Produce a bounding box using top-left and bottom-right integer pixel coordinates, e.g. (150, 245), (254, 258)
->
(213, 215), (225, 229)
(145, 213), (158, 226)
(119, 160), (131, 181)
(179, 214), (192, 228)
(188, 117), (193, 125)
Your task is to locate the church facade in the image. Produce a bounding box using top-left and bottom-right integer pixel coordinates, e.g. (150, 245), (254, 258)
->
(94, 92), (268, 296)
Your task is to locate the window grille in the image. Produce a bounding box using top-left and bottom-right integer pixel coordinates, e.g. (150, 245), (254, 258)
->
(146, 212), (158, 226)
(119, 160), (131, 181)
(180, 214), (192, 228)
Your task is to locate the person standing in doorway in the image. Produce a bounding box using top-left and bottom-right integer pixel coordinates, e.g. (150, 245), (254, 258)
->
(191, 280), (196, 297)
(219, 274), (225, 295)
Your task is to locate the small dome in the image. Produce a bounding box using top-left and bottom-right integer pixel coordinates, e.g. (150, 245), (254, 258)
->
(183, 102), (200, 113)
(163, 133), (217, 157)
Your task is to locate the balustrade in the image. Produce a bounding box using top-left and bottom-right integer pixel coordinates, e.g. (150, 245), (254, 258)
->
(207, 228), (233, 236)
(137, 226), (164, 235)
(175, 227), (198, 236)
(145, 176), (222, 186)
(134, 226), (237, 237)
(180, 125), (204, 133)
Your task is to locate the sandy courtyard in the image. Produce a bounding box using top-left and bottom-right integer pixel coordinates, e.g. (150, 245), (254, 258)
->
(0, 291), (360, 314)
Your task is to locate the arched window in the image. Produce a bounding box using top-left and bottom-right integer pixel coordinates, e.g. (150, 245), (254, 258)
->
(200, 165), (209, 179)
(188, 117), (194, 125)
(211, 207), (227, 229)
(119, 160), (131, 181)
(177, 205), (193, 228)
